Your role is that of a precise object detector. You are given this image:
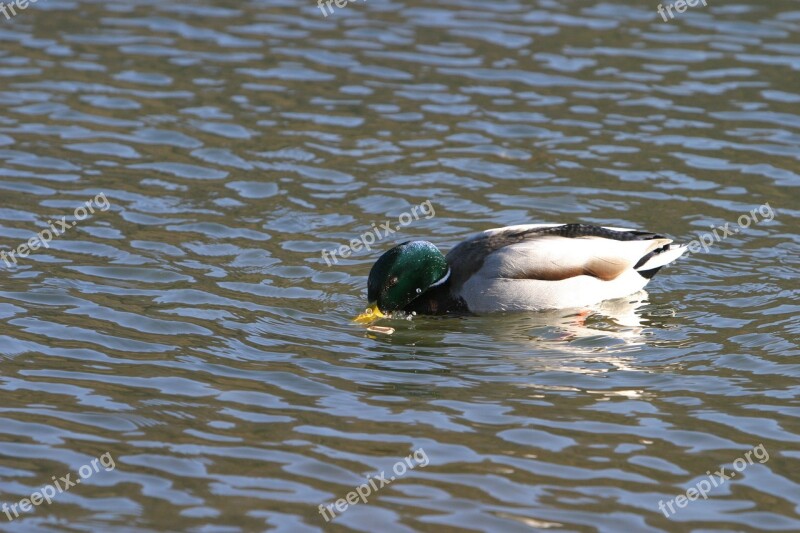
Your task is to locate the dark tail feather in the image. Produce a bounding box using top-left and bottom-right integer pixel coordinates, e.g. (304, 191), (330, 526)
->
(637, 266), (663, 279)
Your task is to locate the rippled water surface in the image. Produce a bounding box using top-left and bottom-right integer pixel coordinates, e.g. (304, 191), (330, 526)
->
(0, 0), (799, 531)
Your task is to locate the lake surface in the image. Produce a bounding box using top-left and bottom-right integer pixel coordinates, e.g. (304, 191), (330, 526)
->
(0, 0), (798, 531)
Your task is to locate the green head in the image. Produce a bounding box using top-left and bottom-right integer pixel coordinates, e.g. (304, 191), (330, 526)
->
(365, 241), (450, 315)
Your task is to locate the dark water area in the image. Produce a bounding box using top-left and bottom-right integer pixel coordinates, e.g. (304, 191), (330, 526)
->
(0, 0), (798, 531)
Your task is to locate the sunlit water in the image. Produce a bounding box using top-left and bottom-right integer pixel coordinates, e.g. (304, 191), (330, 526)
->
(0, 0), (798, 531)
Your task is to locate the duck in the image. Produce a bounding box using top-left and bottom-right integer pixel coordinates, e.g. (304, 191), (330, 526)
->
(354, 223), (687, 322)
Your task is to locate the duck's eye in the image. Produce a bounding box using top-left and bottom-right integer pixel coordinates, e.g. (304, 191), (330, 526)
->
(416, 288), (422, 294)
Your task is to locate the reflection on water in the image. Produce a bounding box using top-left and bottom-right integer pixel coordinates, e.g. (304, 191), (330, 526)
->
(0, 0), (799, 531)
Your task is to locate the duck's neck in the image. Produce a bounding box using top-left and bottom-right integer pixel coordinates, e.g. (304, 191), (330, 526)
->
(402, 278), (469, 316)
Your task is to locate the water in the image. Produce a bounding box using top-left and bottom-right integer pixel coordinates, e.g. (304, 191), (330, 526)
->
(0, 0), (798, 531)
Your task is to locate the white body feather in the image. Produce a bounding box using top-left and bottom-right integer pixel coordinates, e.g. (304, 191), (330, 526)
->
(456, 224), (687, 312)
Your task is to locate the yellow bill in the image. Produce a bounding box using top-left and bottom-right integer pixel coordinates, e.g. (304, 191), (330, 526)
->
(354, 302), (386, 324)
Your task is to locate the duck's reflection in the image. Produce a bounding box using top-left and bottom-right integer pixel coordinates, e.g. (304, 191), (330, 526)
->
(364, 290), (678, 374)
(478, 291), (662, 370)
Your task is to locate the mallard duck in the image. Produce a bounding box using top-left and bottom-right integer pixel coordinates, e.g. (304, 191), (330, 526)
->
(355, 223), (687, 322)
